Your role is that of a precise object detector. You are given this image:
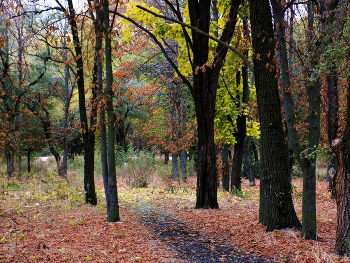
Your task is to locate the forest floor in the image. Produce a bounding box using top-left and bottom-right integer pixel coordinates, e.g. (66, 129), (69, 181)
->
(0, 173), (348, 262)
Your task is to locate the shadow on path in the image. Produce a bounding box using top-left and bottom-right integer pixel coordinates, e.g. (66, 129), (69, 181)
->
(132, 203), (273, 263)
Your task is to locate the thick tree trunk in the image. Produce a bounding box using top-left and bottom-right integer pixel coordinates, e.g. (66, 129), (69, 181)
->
(250, 0), (301, 231)
(332, 47), (350, 256)
(189, 0), (241, 209)
(332, 138), (350, 255)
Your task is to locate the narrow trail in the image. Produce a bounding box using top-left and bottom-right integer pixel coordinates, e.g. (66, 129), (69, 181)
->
(127, 202), (273, 263)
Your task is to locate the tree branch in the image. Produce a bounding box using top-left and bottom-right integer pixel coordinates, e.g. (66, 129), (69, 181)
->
(110, 10), (194, 94)
(136, 4), (251, 68)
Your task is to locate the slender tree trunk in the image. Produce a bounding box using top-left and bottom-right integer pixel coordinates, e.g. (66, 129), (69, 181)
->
(244, 137), (255, 186)
(26, 150), (31, 173)
(6, 150), (15, 178)
(103, 0), (119, 222)
(250, 0), (301, 231)
(66, 0), (97, 204)
(271, 0), (319, 239)
(231, 135), (244, 191)
(180, 149), (187, 182)
(231, 12), (249, 192)
(171, 153), (179, 180)
(61, 36), (71, 179)
(327, 70), (339, 179)
(221, 144), (230, 191)
(91, 1), (109, 192)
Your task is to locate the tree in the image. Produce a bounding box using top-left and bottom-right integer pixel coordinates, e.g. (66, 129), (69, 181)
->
(249, 0), (301, 230)
(116, 0), (244, 207)
(332, 34), (350, 253)
(102, 0), (120, 221)
(58, 0), (97, 205)
(0, 2), (48, 177)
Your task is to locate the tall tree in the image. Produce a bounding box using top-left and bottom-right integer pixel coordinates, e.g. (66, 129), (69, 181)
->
(249, 0), (301, 230)
(188, 0), (242, 208)
(102, 0), (120, 222)
(60, 0), (97, 205)
(271, 0), (320, 240)
(117, 0), (243, 207)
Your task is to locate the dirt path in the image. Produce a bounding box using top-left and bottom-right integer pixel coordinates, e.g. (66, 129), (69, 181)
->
(128, 202), (272, 263)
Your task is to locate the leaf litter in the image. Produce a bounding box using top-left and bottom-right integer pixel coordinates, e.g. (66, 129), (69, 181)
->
(0, 174), (348, 262)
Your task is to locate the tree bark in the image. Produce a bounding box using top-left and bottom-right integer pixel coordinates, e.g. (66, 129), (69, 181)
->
(332, 138), (350, 255)
(180, 149), (187, 182)
(6, 150), (15, 178)
(250, 0), (301, 231)
(103, 0), (120, 222)
(244, 137), (255, 186)
(331, 44), (350, 256)
(171, 153), (179, 180)
(221, 144), (230, 191)
(327, 71), (339, 179)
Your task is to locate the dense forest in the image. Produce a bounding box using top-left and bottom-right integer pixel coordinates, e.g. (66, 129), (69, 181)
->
(1, 0), (350, 260)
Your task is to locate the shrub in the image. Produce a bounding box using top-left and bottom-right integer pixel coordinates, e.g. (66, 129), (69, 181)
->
(116, 146), (156, 188)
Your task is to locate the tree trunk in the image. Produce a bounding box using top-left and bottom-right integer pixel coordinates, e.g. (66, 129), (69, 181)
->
(250, 0), (301, 231)
(244, 137), (255, 186)
(67, 0), (97, 205)
(221, 144), (230, 191)
(231, 135), (244, 192)
(231, 11), (250, 192)
(6, 150), (15, 178)
(327, 71), (339, 180)
(103, 0), (120, 222)
(172, 153), (179, 180)
(92, 1), (109, 193)
(331, 46), (350, 256)
(231, 72), (247, 192)
(164, 151), (169, 166)
(271, 0), (319, 239)
(180, 149), (187, 183)
(26, 150), (31, 173)
(332, 138), (350, 255)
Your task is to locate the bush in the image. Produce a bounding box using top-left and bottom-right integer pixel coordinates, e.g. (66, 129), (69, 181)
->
(116, 146), (156, 188)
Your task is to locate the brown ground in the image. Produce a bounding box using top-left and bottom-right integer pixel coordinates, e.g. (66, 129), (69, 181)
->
(0, 174), (348, 262)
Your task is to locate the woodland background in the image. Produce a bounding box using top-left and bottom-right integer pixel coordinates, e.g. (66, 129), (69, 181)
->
(1, 0), (350, 261)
